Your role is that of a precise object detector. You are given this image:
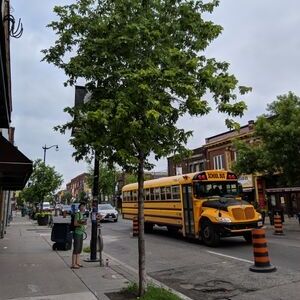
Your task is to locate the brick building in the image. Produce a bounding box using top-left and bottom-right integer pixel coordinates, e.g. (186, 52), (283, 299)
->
(168, 147), (206, 176)
(66, 173), (91, 200)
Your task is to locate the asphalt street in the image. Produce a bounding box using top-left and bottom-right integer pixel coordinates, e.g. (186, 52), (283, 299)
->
(95, 216), (300, 299)
(98, 217), (300, 272)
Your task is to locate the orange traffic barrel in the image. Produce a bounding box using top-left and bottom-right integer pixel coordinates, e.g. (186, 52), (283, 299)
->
(132, 217), (139, 237)
(249, 228), (276, 273)
(273, 214), (284, 235)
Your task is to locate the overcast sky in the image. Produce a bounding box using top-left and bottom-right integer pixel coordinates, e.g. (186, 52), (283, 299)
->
(10, 0), (300, 187)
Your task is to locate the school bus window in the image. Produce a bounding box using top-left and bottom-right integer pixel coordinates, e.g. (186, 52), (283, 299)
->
(194, 182), (239, 198)
(172, 185), (180, 200)
(160, 187), (166, 200)
(226, 184), (237, 194)
(132, 190), (137, 201)
(165, 186), (172, 200)
(150, 188), (155, 200)
(145, 189), (150, 201)
(154, 188), (161, 201)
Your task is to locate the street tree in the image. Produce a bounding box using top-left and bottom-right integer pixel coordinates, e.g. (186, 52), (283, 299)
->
(43, 0), (250, 295)
(20, 159), (63, 205)
(233, 92), (300, 186)
(61, 191), (72, 204)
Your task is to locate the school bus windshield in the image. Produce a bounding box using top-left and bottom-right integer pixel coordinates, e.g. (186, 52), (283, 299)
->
(193, 181), (239, 198)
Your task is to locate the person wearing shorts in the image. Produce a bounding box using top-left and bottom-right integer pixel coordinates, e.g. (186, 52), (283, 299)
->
(71, 202), (86, 269)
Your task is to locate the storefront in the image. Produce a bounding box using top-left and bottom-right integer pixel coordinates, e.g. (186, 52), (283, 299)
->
(266, 187), (300, 216)
(0, 134), (32, 237)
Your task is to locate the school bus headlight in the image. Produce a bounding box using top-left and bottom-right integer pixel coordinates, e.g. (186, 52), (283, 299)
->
(216, 217), (232, 223)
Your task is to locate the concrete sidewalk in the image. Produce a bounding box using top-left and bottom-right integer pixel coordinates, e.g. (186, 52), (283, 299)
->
(264, 214), (300, 232)
(0, 214), (128, 300)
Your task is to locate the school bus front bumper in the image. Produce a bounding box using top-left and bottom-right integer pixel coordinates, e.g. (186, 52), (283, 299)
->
(214, 220), (263, 236)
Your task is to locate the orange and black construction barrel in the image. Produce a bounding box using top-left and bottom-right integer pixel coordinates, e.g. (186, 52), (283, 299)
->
(249, 228), (276, 273)
(273, 214), (284, 235)
(132, 217), (139, 237)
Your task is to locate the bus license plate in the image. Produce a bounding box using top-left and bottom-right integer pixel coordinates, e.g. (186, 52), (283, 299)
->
(257, 221), (263, 227)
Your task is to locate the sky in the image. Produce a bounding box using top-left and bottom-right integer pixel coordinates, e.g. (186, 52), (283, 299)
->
(10, 0), (300, 187)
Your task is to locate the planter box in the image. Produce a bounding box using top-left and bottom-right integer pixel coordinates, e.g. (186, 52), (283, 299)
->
(37, 215), (49, 226)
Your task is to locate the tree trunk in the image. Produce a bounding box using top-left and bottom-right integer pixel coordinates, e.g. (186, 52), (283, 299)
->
(137, 152), (146, 296)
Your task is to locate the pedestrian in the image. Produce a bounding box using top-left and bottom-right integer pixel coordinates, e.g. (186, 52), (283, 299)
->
(71, 202), (87, 269)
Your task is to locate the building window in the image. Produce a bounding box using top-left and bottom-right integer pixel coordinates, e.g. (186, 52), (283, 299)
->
(199, 161), (205, 171)
(233, 151), (238, 162)
(213, 155), (224, 170)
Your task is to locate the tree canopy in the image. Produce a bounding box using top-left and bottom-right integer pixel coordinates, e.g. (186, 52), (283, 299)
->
(20, 159), (63, 204)
(60, 191), (72, 204)
(233, 92), (300, 186)
(43, 0), (250, 168)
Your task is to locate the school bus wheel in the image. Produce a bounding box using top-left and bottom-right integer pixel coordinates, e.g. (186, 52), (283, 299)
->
(167, 226), (179, 235)
(200, 219), (220, 247)
(243, 231), (252, 244)
(144, 222), (154, 234)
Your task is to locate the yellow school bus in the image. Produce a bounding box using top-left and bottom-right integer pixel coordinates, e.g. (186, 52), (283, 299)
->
(122, 170), (262, 246)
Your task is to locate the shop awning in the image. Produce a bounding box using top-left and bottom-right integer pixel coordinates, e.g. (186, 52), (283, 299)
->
(0, 135), (32, 190)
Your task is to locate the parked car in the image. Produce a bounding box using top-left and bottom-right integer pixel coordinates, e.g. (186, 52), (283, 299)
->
(98, 204), (118, 222)
(42, 202), (51, 211)
(71, 203), (89, 217)
(61, 205), (72, 215)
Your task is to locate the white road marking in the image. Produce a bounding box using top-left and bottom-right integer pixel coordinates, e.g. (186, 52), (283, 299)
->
(104, 252), (194, 300)
(207, 250), (253, 264)
(39, 233), (51, 236)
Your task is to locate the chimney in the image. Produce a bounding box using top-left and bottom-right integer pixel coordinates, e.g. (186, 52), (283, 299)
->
(248, 120), (254, 130)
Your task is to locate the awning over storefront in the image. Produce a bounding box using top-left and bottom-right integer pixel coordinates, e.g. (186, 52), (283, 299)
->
(0, 135), (32, 190)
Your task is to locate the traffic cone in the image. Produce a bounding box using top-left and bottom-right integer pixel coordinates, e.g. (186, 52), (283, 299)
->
(132, 217), (139, 237)
(273, 214), (284, 235)
(249, 228), (276, 273)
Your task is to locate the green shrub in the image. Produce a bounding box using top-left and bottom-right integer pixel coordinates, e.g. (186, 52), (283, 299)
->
(35, 212), (52, 218)
(121, 283), (181, 300)
(83, 246), (91, 253)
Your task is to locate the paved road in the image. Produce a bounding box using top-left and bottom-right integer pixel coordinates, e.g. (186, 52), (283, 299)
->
(94, 217), (300, 299)
(98, 217), (300, 272)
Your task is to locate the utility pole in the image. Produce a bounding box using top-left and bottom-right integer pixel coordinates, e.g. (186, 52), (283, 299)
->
(85, 151), (100, 262)
(90, 151), (99, 260)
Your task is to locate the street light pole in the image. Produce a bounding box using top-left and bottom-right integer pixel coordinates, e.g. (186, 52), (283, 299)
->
(42, 144), (59, 163)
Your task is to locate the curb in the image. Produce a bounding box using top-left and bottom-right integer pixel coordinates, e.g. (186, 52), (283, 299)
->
(103, 252), (194, 300)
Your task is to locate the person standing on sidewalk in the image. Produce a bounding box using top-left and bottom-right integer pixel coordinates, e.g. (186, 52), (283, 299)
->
(71, 202), (87, 269)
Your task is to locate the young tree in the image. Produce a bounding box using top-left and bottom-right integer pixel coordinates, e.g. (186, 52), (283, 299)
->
(43, 0), (250, 295)
(233, 92), (300, 186)
(61, 191), (72, 204)
(20, 159), (63, 205)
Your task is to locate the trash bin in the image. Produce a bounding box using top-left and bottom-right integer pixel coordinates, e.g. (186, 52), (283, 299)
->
(51, 217), (72, 251)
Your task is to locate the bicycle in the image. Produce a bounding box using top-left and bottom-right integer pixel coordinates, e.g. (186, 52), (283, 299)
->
(83, 231), (87, 240)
